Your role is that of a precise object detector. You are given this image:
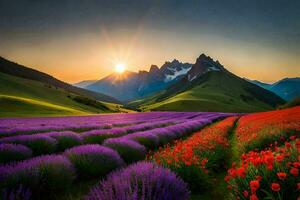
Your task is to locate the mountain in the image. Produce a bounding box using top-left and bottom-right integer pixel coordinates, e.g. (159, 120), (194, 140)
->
(247, 78), (300, 101)
(127, 54), (285, 112)
(160, 59), (193, 82)
(0, 57), (119, 104)
(270, 78), (300, 101)
(0, 57), (128, 117)
(279, 97), (300, 109)
(74, 80), (97, 88)
(245, 79), (272, 90)
(85, 59), (192, 101)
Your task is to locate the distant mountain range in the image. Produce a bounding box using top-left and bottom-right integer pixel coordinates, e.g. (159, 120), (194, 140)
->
(75, 60), (192, 101)
(0, 54), (291, 114)
(74, 53), (288, 112)
(126, 54), (285, 112)
(246, 78), (300, 101)
(76, 53), (285, 112)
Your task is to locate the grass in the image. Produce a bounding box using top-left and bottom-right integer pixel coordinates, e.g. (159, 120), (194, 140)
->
(0, 72), (131, 117)
(0, 95), (85, 117)
(130, 71), (280, 112)
(143, 90), (269, 112)
(189, 172), (229, 200)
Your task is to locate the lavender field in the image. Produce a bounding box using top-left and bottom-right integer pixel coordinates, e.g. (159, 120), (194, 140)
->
(0, 112), (232, 199)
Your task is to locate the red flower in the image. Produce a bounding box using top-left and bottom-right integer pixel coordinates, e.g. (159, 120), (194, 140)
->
(255, 175), (262, 182)
(293, 162), (300, 168)
(250, 194), (259, 200)
(201, 158), (208, 166)
(266, 164), (273, 170)
(290, 167), (299, 177)
(264, 154), (274, 165)
(285, 142), (292, 148)
(224, 175), (230, 182)
(290, 135), (296, 140)
(275, 154), (284, 162)
(250, 180), (260, 193)
(228, 168), (236, 178)
(243, 190), (249, 197)
(271, 183), (280, 192)
(237, 167), (246, 178)
(277, 172), (287, 180)
(297, 183), (300, 190)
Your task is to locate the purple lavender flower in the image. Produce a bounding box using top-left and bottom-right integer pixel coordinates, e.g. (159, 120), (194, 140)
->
(0, 155), (75, 195)
(82, 129), (126, 144)
(1, 185), (31, 200)
(64, 144), (124, 178)
(45, 131), (82, 151)
(103, 138), (147, 163)
(116, 118), (213, 149)
(0, 135), (57, 155)
(123, 132), (160, 150)
(84, 161), (190, 200)
(0, 144), (33, 164)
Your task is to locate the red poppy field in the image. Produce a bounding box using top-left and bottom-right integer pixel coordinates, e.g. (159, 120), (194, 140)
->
(149, 106), (300, 199)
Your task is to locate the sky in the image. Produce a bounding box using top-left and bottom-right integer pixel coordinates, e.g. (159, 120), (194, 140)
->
(0, 0), (299, 83)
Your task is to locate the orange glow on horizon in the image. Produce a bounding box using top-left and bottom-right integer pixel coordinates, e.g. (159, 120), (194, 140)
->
(2, 29), (299, 84)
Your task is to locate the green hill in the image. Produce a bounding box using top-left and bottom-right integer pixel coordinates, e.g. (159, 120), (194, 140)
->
(0, 57), (120, 104)
(129, 69), (285, 113)
(0, 95), (85, 117)
(0, 72), (127, 117)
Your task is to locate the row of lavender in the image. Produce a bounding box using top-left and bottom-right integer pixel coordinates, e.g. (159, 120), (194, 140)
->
(0, 112), (206, 137)
(0, 120), (173, 159)
(0, 112), (232, 199)
(1, 160), (191, 200)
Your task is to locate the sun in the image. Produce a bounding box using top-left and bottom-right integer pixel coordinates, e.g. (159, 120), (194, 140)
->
(115, 63), (126, 73)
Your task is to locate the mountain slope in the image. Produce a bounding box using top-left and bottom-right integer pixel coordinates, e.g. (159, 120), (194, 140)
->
(245, 79), (271, 90)
(85, 60), (192, 101)
(0, 95), (84, 117)
(0, 57), (119, 103)
(268, 78), (300, 101)
(279, 97), (300, 109)
(0, 72), (123, 117)
(129, 54), (285, 112)
(87, 71), (141, 101)
(247, 78), (300, 101)
(74, 80), (97, 88)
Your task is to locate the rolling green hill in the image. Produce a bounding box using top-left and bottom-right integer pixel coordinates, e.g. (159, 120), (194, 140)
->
(0, 72), (128, 117)
(128, 65), (285, 113)
(0, 57), (120, 104)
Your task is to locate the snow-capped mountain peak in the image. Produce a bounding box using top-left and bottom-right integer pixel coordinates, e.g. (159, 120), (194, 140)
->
(160, 59), (193, 82)
(164, 66), (192, 82)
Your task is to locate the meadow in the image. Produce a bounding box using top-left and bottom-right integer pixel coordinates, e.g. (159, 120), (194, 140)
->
(0, 107), (299, 200)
